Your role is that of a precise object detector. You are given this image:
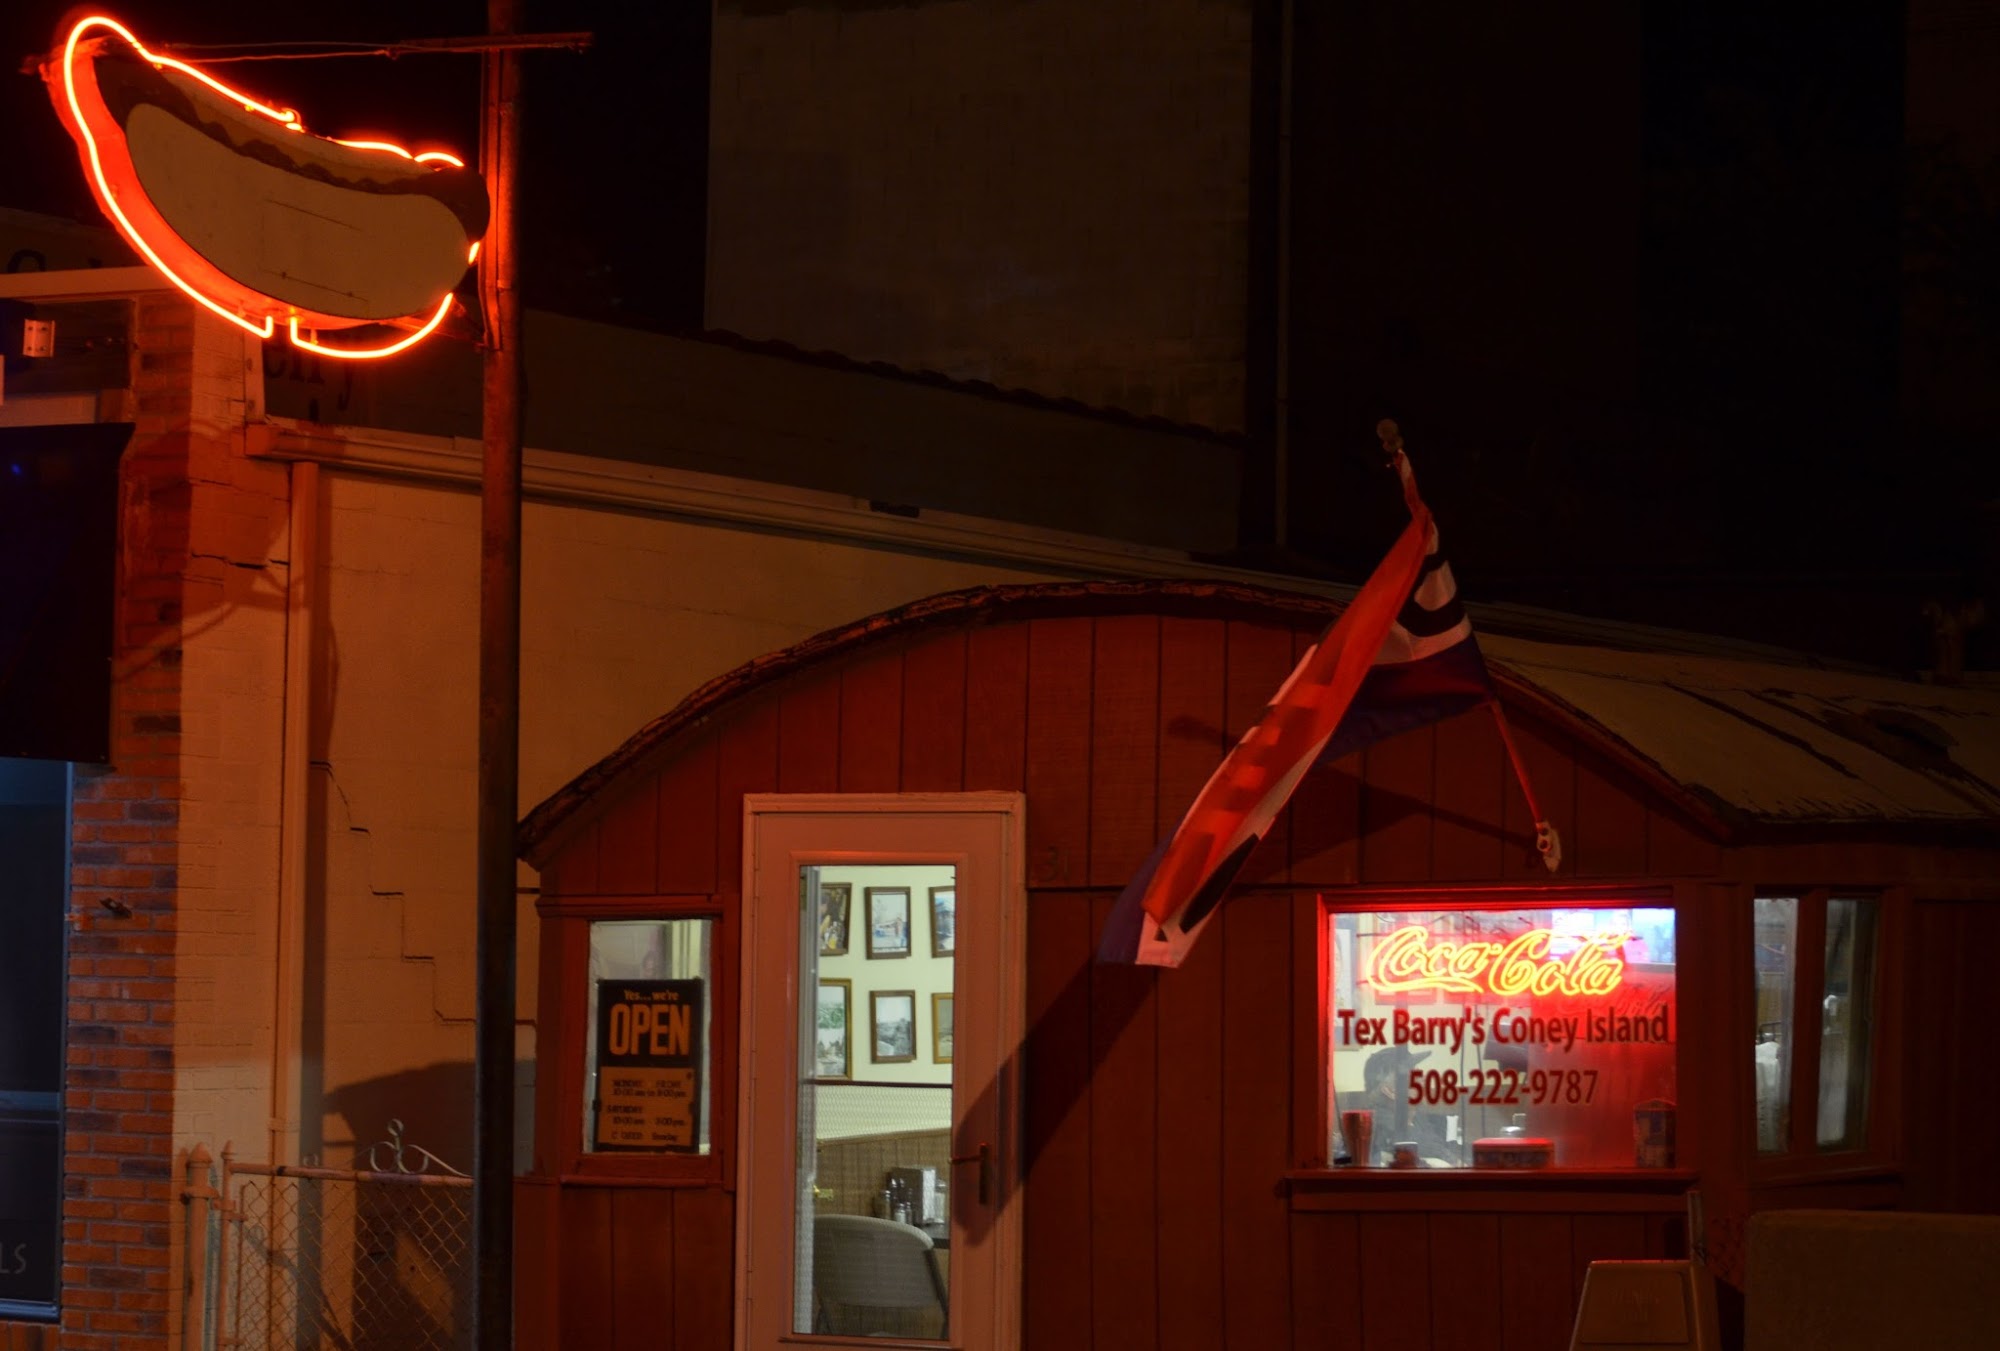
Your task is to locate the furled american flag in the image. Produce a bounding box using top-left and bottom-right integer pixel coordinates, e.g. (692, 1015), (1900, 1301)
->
(1099, 422), (1558, 968)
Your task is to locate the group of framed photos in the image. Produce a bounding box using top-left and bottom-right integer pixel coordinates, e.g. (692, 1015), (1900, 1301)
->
(815, 983), (953, 1078)
(812, 882), (957, 1080)
(816, 883), (955, 961)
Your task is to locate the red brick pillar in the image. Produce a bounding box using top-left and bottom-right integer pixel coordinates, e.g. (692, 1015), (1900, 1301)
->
(58, 292), (196, 1351)
(0, 1316), (61, 1349)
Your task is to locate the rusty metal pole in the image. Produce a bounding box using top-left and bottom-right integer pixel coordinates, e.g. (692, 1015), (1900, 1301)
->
(476, 1), (523, 1349)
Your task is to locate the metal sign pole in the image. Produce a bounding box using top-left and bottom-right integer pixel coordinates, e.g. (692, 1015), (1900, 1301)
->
(476, 0), (524, 1347)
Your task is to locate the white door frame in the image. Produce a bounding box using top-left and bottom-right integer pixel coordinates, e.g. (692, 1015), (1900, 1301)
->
(734, 791), (1026, 1351)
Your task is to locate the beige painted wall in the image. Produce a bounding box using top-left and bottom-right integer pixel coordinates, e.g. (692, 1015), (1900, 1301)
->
(148, 309), (288, 1349)
(306, 469), (1059, 1168)
(171, 316), (287, 1165)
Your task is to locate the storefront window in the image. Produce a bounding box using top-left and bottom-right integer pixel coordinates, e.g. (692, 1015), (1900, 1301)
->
(1753, 892), (1879, 1157)
(1326, 901), (1678, 1169)
(583, 918), (715, 1154)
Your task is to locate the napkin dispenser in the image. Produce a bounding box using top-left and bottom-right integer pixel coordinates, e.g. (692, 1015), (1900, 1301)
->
(887, 1166), (942, 1225)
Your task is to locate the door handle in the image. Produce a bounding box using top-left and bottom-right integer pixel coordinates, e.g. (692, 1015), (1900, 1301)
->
(949, 1141), (990, 1206)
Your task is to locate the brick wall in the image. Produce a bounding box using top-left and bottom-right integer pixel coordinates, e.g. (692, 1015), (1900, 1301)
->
(39, 293), (286, 1351)
(708, 0), (1253, 431)
(0, 1320), (60, 1351)
(55, 293), (194, 1351)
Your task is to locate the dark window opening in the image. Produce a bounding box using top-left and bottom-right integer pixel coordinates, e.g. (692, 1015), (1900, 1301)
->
(0, 756), (68, 1317)
(0, 422), (131, 765)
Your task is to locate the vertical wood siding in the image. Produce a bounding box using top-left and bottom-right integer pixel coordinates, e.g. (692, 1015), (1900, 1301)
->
(658, 733), (721, 895)
(1289, 1209), (1682, 1351)
(1226, 620), (1299, 886)
(1905, 898), (2000, 1214)
(901, 630), (968, 792)
(1087, 615), (1161, 887)
(534, 609), (1726, 1351)
(1154, 616), (1230, 1351)
(1025, 617), (1096, 887)
(1087, 894), (1160, 1351)
(1023, 891), (1095, 1345)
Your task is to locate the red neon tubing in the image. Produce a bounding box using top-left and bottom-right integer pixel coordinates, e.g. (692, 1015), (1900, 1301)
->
(57, 14), (475, 359)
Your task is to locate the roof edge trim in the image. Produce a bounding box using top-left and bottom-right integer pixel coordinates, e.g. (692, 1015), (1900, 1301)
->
(517, 578), (1732, 867)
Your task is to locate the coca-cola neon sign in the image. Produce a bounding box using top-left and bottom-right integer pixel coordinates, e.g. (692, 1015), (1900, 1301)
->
(1363, 925), (1629, 998)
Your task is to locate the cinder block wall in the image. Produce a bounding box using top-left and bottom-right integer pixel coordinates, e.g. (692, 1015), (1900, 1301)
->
(708, 0), (1253, 432)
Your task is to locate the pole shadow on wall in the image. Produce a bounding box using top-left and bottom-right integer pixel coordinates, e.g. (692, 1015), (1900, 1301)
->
(320, 1063), (533, 1351)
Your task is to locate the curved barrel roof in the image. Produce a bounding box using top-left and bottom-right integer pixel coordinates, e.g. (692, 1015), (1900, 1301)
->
(519, 579), (2000, 863)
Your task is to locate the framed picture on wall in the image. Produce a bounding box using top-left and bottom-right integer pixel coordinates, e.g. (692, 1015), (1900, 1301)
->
(865, 886), (912, 959)
(817, 882), (851, 958)
(814, 979), (851, 1079)
(870, 989), (917, 1063)
(932, 993), (954, 1064)
(929, 887), (956, 958)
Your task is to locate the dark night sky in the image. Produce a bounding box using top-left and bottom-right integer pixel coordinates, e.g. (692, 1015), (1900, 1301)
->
(1275, 5), (2000, 671)
(4, 2), (709, 325)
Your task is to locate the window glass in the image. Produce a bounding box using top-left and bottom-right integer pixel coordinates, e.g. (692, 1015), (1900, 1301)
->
(583, 918), (714, 1154)
(1817, 897), (1877, 1151)
(1326, 904), (1677, 1169)
(0, 757), (68, 1317)
(794, 864), (955, 1338)
(1753, 896), (1798, 1153)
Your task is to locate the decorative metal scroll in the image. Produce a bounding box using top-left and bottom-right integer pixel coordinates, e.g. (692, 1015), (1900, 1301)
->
(363, 1118), (469, 1178)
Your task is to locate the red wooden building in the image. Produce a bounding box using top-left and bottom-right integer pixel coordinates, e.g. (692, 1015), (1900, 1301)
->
(515, 579), (2000, 1351)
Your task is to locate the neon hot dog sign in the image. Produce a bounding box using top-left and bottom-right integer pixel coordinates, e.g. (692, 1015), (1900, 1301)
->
(45, 14), (488, 361)
(1363, 924), (1630, 998)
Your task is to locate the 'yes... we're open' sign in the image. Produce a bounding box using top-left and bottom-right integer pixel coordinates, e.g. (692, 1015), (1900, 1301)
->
(593, 981), (704, 1153)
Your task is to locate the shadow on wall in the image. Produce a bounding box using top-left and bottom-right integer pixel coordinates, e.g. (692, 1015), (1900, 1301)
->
(314, 1062), (536, 1351)
(322, 1058), (536, 1178)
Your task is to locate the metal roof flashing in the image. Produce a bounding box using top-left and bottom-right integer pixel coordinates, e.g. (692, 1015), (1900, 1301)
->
(1484, 635), (2000, 832)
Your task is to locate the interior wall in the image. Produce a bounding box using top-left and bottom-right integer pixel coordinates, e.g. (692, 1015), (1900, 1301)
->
(814, 863), (955, 1085)
(811, 863), (955, 1142)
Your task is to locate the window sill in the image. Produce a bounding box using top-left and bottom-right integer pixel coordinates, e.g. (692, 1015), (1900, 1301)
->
(0, 1302), (60, 1324)
(550, 1151), (725, 1188)
(1286, 1167), (1698, 1213)
(1749, 1157), (1902, 1190)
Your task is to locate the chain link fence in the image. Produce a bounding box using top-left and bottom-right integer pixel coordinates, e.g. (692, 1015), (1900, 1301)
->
(185, 1125), (472, 1351)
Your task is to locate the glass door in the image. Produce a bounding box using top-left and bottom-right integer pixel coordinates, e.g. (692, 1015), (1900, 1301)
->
(796, 863), (953, 1337)
(737, 795), (1023, 1351)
